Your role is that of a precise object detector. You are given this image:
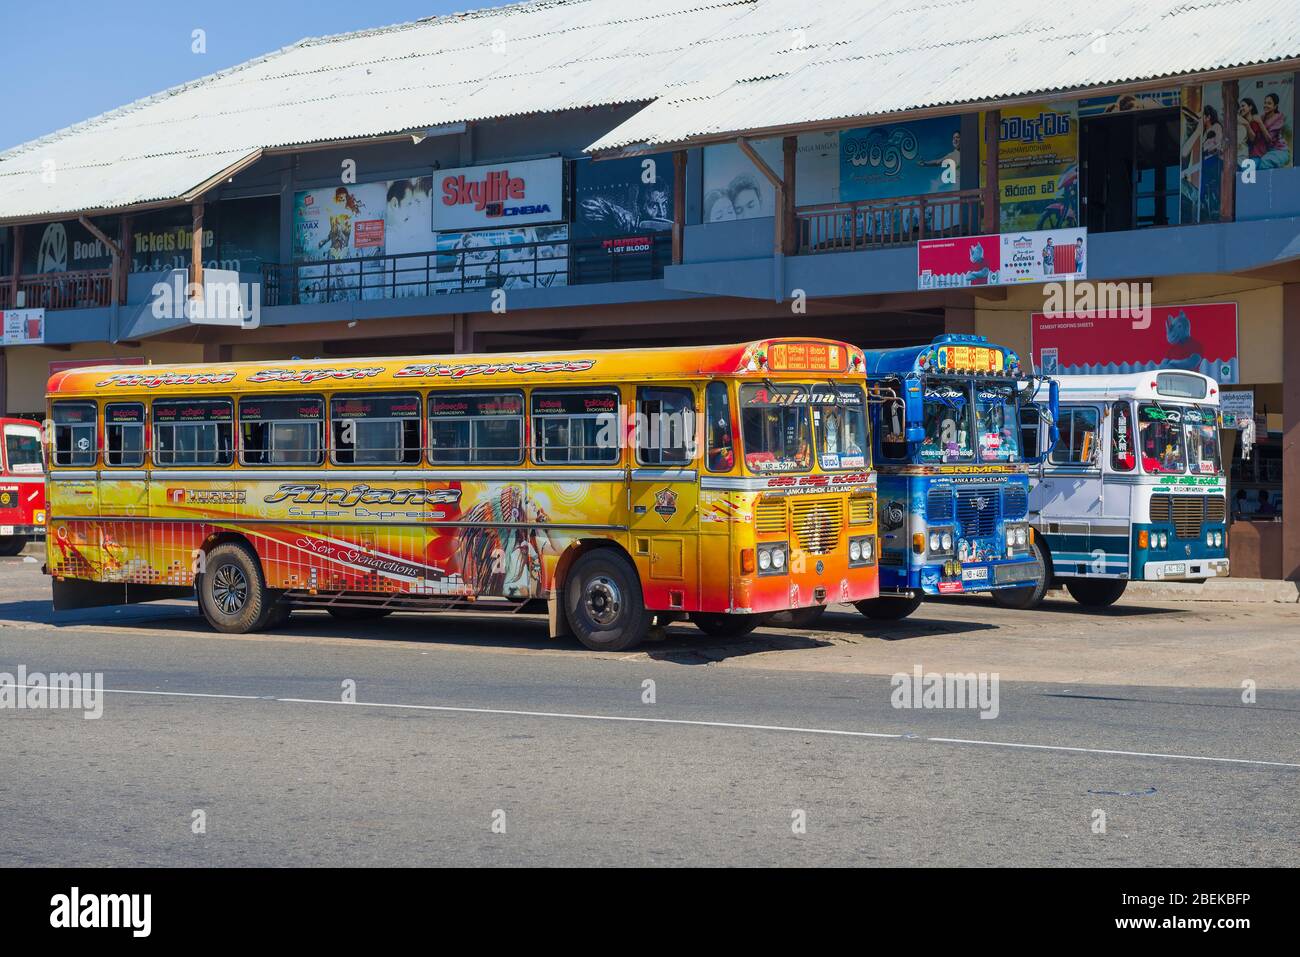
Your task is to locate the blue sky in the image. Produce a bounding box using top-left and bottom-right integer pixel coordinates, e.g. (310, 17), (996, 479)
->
(1, 0), (515, 152)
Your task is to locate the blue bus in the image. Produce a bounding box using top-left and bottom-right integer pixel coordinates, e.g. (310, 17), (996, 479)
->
(856, 334), (1059, 619)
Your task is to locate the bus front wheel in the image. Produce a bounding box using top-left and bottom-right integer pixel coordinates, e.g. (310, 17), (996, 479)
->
(992, 543), (1049, 610)
(1065, 578), (1128, 607)
(198, 542), (271, 634)
(0, 535), (28, 557)
(855, 594), (923, 620)
(565, 550), (651, 652)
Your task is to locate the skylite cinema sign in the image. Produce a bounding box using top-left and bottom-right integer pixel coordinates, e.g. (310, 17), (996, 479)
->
(433, 157), (565, 230)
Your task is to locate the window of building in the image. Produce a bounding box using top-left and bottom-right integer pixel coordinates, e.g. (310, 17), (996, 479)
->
(705, 381), (735, 473)
(105, 403), (146, 468)
(429, 392), (525, 465)
(1050, 406), (1100, 466)
(239, 396), (324, 466)
(51, 401), (98, 467)
(636, 386), (695, 466)
(1082, 110), (1180, 233)
(531, 390), (620, 465)
(332, 394), (422, 466)
(153, 399), (235, 467)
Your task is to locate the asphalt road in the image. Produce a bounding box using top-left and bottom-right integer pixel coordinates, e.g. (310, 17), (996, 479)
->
(1, 556), (1297, 866)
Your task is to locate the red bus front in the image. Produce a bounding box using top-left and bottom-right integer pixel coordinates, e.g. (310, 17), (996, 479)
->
(0, 418), (46, 554)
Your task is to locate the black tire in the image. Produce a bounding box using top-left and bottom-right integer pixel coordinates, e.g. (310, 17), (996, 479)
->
(564, 550), (651, 651)
(690, 612), (764, 637)
(326, 606), (394, 622)
(855, 594), (923, 620)
(781, 605), (827, 628)
(0, 535), (28, 557)
(992, 542), (1050, 610)
(1065, 578), (1128, 607)
(197, 542), (270, 634)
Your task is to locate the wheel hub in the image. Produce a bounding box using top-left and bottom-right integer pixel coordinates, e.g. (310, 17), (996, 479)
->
(211, 564), (249, 616)
(584, 575), (622, 626)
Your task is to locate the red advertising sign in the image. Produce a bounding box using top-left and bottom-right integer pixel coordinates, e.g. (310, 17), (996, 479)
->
(1030, 302), (1239, 383)
(917, 235), (1001, 288)
(353, 219), (385, 248)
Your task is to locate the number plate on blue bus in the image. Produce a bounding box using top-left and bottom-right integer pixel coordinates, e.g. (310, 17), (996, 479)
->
(961, 566), (988, 582)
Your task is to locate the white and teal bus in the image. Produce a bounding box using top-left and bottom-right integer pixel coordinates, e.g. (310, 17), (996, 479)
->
(1001, 370), (1229, 608)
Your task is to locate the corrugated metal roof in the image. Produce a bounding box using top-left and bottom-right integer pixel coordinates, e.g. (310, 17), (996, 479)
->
(589, 0), (1300, 151)
(2, 0), (1295, 220)
(0, 0), (759, 220)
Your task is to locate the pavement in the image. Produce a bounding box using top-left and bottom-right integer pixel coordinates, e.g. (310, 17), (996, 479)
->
(1, 554), (1298, 866)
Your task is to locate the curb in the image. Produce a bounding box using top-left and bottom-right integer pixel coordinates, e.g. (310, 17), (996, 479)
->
(1109, 579), (1300, 604)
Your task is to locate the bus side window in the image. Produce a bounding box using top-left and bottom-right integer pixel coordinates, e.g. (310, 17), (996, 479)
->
(51, 401), (98, 467)
(532, 389), (620, 465)
(1109, 400), (1135, 472)
(705, 381), (734, 472)
(637, 386), (695, 466)
(104, 403), (146, 467)
(1020, 404), (1041, 461)
(877, 379), (908, 460)
(428, 391), (525, 465)
(332, 394), (422, 466)
(1050, 406), (1100, 467)
(239, 396), (324, 466)
(153, 399), (235, 467)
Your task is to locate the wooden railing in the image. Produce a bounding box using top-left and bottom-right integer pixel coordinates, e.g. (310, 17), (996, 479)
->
(796, 189), (985, 253)
(0, 269), (114, 310)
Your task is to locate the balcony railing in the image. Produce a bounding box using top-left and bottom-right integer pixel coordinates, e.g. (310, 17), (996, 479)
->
(0, 269), (113, 310)
(262, 234), (672, 307)
(796, 189), (985, 253)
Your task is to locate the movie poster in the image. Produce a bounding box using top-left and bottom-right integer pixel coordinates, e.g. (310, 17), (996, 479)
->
(839, 117), (961, 202)
(980, 101), (1079, 231)
(1237, 72), (1293, 171)
(701, 132), (838, 222)
(1030, 302), (1239, 383)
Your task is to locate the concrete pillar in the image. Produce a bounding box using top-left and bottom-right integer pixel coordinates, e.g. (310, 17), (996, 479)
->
(1282, 283), (1299, 580)
(453, 314), (475, 354)
(944, 303), (977, 335)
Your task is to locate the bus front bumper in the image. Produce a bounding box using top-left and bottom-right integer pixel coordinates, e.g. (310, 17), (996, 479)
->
(0, 524), (43, 538)
(1143, 558), (1229, 582)
(919, 555), (1040, 595)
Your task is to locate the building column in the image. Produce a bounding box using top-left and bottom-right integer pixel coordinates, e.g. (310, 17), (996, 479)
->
(1282, 283), (1300, 581)
(944, 303), (977, 335)
(1220, 80), (1238, 223)
(190, 201), (205, 296)
(454, 314), (475, 354)
(982, 110), (1000, 234)
(202, 343), (232, 363)
(8, 224), (22, 306)
(782, 135), (798, 255)
(671, 151), (686, 265)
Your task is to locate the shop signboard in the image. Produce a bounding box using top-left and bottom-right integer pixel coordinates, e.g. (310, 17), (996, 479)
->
(980, 101), (1079, 231)
(432, 158), (564, 231)
(1, 308), (45, 345)
(839, 116), (962, 203)
(1220, 390), (1254, 429)
(918, 228), (1085, 289)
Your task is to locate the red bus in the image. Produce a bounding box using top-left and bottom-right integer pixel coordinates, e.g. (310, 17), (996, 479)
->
(0, 418), (46, 555)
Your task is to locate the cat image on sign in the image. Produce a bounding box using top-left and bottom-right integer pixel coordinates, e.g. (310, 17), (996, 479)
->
(1163, 309), (1206, 371)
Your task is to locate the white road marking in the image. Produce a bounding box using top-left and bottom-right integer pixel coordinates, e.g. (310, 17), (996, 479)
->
(7, 684), (1299, 769)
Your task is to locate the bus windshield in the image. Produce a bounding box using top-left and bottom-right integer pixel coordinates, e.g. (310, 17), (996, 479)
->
(1185, 407), (1222, 475)
(919, 381), (972, 464)
(4, 427), (43, 473)
(812, 384), (868, 470)
(740, 383), (812, 473)
(1138, 403), (1186, 474)
(974, 382), (1021, 463)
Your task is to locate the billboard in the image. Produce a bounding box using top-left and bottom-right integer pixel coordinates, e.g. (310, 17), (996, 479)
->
(571, 153), (674, 240)
(918, 228), (1085, 289)
(434, 225), (569, 294)
(1, 309), (44, 346)
(433, 157), (564, 231)
(981, 101), (1079, 231)
(839, 116), (961, 203)
(1030, 302), (1239, 383)
(292, 183), (388, 262)
(701, 132), (839, 222)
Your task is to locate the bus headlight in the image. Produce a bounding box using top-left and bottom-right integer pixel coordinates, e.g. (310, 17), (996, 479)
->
(1214, 531), (1223, 548)
(758, 543), (788, 576)
(1157, 532), (1168, 549)
(926, 528), (954, 557)
(1206, 531), (1214, 548)
(1005, 524), (1031, 553)
(849, 536), (874, 567)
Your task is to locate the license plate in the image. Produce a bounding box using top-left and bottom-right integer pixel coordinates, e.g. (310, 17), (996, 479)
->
(961, 566), (988, 581)
(0, 526), (12, 536)
(1166, 563), (1186, 575)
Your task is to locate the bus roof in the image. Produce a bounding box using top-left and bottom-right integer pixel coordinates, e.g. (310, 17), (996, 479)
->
(861, 334), (1025, 379)
(1034, 370), (1221, 405)
(47, 338), (866, 399)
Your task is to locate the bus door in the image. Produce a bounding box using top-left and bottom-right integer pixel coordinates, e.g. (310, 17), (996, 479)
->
(1039, 404), (1103, 573)
(49, 401), (103, 574)
(1098, 400), (1136, 573)
(100, 403), (149, 518)
(628, 385), (700, 613)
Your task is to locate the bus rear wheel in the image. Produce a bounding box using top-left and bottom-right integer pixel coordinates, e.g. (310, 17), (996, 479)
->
(690, 612), (763, 637)
(1065, 578), (1128, 607)
(992, 543), (1049, 610)
(0, 535), (28, 556)
(855, 594), (923, 620)
(565, 550), (651, 652)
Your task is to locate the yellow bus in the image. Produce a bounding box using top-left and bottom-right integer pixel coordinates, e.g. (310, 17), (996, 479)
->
(45, 338), (878, 650)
